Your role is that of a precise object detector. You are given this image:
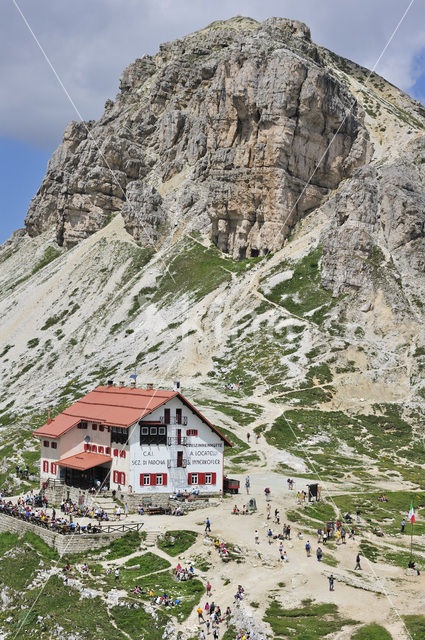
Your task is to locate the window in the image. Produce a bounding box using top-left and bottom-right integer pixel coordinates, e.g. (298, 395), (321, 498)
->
(186, 429), (198, 436)
(105, 447), (111, 455)
(51, 462), (57, 474)
(43, 440), (49, 448)
(113, 449), (118, 457)
(156, 474), (163, 486)
(91, 445), (97, 453)
(43, 461), (49, 473)
(77, 422), (88, 429)
(119, 450), (126, 458)
(98, 446), (104, 454)
(84, 443), (90, 451)
(188, 472), (198, 485)
(139, 423), (167, 445)
(175, 408), (182, 425)
(164, 408), (170, 425)
(99, 425), (104, 432)
(205, 473), (217, 485)
(92, 424), (97, 431)
(111, 427), (127, 444)
(141, 473), (150, 486)
(51, 442), (57, 449)
(113, 471), (126, 485)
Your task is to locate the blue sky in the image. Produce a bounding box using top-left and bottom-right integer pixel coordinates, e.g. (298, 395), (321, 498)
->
(1, 0), (425, 244)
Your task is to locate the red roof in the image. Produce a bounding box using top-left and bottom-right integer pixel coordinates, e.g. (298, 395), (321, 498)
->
(33, 385), (231, 446)
(58, 452), (112, 471)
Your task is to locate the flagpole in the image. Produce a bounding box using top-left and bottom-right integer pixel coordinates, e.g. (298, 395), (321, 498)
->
(410, 518), (414, 566)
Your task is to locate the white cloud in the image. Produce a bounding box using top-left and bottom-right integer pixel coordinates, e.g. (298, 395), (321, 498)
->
(1, 0), (424, 149)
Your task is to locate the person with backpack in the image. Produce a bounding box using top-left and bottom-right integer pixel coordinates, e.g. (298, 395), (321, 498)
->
(305, 541), (311, 557)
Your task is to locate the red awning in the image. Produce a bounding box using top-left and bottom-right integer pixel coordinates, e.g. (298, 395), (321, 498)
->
(58, 452), (112, 471)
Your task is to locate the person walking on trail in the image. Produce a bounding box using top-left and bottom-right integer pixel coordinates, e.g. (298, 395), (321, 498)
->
(124, 502), (129, 517)
(256, 433), (260, 444)
(323, 531), (328, 545)
(317, 528), (322, 543)
(116, 506), (121, 520)
(213, 629), (219, 640)
(328, 574), (335, 591)
(254, 529), (259, 544)
(355, 553), (362, 570)
(205, 619), (210, 634)
(205, 517), (211, 533)
(245, 476), (250, 494)
(267, 528), (273, 544)
(115, 568), (120, 581)
(206, 581), (212, 596)
(197, 607), (205, 622)
(199, 630), (206, 640)
(246, 432), (250, 442)
(401, 518), (406, 533)
(266, 503), (271, 520)
(305, 541), (311, 557)
(316, 546), (323, 562)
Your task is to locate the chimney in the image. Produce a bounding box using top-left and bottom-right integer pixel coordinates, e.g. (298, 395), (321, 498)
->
(147, 382), (154, 390)
(119, 380), (125, 387)
(130, 381), (136, 388)
(47, 408), (52, 424)
(173, 380), (181, 392)
(107, 380), (114, 387)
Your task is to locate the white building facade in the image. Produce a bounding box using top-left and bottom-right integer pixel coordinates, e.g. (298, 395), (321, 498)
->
(33, 385), (230, 495)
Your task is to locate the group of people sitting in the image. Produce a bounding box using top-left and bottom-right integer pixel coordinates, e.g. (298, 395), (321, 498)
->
(232, 504), (249, 515)
(0, 498), (103, 534)
(175, 563), (195, 581)
(213, 537), (230, 560)
(60, 500), (109, 521)
(378, 494), (389, 502)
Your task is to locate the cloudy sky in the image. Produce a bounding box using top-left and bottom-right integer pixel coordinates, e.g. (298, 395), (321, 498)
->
(1, 0), (424, 242)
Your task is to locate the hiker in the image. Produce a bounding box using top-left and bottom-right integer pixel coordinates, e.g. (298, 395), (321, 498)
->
(328, 574), (335, 591)
(356, 510), (361, 523)
(197, 607), (204, 622)
(317, 528), (322, 543)
(206, 619), (211, 634)
(199, 630), (206, 640)
(206, 581), (212, 596)
(246, 432), (250, 442)
(323, 531), (328, 545)
(401, 518), (406, 533)
(124, 502), (129, 517)
(205, 517), (211, 532)
(305, 541), (311, 557)
(245, 476), (250, 494)
(266, 504), (271, 520)
(355, 553), (362, 570)
(254, 530), (259, 544)
(316, 546), (323, 562)
(116, 506), (121, 520)
(256, 433), (260, 444)
(267, 528), (273, 544)
(115, 568), (120, 581)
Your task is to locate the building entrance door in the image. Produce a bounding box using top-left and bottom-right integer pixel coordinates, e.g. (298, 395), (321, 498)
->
(177, 451), (183, 467)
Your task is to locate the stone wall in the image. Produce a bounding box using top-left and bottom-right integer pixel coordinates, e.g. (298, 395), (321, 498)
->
(0, 513), (125, 556)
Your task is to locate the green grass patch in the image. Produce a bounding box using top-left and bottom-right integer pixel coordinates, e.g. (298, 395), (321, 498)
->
(403, 615), (425, 639)
(351, 623), (392, 639)
(157, 530), (197, 556)
(264, 599), (356, 639)
(123, 552), (171, 574)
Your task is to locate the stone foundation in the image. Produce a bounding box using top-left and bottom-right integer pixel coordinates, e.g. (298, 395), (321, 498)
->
(0, 513), (126, 556)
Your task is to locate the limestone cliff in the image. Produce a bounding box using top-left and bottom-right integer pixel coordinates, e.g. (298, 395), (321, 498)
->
(25, 16), (372, 258)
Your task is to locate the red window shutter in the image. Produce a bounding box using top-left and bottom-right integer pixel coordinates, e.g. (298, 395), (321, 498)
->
(106, 447), (111, 455)
(150, 473), (157, 486)
(51, 463), (57, 474)
(92, 445), (97, 453)
(162, 473), (168, 486)
(198, 472), (206, 485)
(212, 472), (216, 484)
(84, 443), (89, 451)
(120, 472), (126, 486)
(43, 461), (48, 473)
(120, 450), (126, 458)
(113, 471), (118, 483)
(186, 429), (190, 436)
(140, 473), (144, 486)
(113, 449), (118, 457)
(98, 446), (104, 454)
(188, 473), (192, 485)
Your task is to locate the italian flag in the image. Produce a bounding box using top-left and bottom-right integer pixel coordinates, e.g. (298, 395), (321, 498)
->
(408, 502), (415, 524)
